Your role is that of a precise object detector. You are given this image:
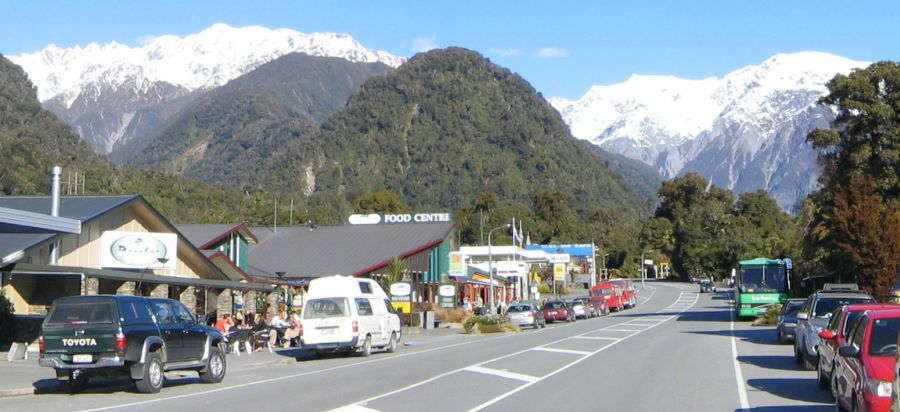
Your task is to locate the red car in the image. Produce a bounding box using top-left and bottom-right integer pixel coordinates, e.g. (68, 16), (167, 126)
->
(541, 300), (575, 323)
(591, 281), (625, 312)
(818, 304), (898, 393)
(832, 308), (900, 412)
(608, 278), (637, 309)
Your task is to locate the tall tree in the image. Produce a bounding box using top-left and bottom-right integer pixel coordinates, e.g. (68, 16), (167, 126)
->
(806, 61), (900, 292)
(353, 189), (409, 214)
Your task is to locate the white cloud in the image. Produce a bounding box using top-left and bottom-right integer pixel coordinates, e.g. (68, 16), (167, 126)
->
(491, 48), (521, 57)
(137, 34), (159, 45)
(535, 47), (569, 58)
(412, 35), (438, 53)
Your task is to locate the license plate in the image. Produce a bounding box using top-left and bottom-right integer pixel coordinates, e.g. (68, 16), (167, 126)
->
(73, 354), (92, 363)
(549, 311), (557, 315)
(321, 328), (334, 336)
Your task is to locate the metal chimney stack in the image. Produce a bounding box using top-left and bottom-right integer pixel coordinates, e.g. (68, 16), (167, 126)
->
(49, 166), (61, 265)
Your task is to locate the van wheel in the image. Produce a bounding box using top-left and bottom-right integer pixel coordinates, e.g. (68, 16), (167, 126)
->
(134, 353), (164, 393)
(199, 346), (226, 383)
(358, 336), (372, 357)
(386, 333), (398, 353)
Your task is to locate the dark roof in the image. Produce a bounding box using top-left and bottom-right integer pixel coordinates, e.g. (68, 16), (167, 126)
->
(0, 196), (139, 263)
(245, 223), (453, 279)
(176, 224), (242, 249)
(0, 195), (138, 221)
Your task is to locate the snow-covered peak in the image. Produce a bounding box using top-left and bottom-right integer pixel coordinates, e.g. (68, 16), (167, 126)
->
(551, 51), (869, 148)
(9, 23), (405, 105)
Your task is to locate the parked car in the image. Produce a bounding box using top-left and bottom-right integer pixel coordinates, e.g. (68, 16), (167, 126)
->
(699, 279), (717, 293)
(300, 275), (401, 357)
(817, 303), (898, 392)
(39, 295), (226, 393)
(568, 300), (588, 319)
(574, 297), (601, 317)
(506, 303), (546, 329)
(776, 298), (807, 343)
(608, 278), (637, 308)
(542, 300), (575, 323)
(795, 285), (875, 369)
(591, 281), (625, 312)
(832, 308), (900, 412)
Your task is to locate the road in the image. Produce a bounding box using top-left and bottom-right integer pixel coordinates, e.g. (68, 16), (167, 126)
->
(0, 282), (835, 411)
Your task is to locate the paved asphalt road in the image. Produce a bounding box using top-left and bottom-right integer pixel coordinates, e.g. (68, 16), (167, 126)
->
(0, 282), (836, 411)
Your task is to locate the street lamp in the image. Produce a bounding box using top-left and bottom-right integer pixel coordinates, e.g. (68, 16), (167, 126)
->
(487, 223), (510, 315)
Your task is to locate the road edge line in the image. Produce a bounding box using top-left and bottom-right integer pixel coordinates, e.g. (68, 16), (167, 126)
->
(730, 297), (751, 411)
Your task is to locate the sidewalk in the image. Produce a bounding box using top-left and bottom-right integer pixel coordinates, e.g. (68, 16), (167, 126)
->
(0, 325), (464, 398)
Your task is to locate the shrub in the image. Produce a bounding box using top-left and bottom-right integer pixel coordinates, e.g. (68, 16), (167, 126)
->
(463, 314), (519, 333)
(753, 304), (782, 326)
(435, 307), (470, 323)
(0, 290), (14, 350)
(537, 284), (551, 294)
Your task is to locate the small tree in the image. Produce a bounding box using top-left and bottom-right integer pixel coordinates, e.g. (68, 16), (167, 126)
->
(377, 257), (407, 292)
(0, 289), (15, 349)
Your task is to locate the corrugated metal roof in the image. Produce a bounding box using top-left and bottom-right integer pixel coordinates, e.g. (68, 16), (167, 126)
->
(246, 223), (453, 279)
(0, 233), (53, 263)
(0, 195), (138, 222)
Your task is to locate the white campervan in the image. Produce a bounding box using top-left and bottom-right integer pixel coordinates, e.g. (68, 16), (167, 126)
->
(299, 275), (401, 357)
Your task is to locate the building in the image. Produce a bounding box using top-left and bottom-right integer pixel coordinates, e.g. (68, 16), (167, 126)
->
(0, 195), (273, 317)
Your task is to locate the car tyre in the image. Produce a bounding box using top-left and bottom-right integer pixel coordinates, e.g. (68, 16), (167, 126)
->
(358, 335), (372, 357)
(794, 340), (803, 364)
(386, 332), (398, 353)
(199, 346), (226, 384)
(134, 352), (164, 393)
(816, 355), (829, 390)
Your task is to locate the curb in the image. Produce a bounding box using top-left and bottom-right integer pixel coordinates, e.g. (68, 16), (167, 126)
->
(0, 387), (34, 398)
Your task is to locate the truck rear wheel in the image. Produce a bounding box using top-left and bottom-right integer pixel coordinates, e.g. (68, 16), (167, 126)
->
(64, 371), (88, 393)
(358, 335), (372, 357)
(134, 353), (164, 393)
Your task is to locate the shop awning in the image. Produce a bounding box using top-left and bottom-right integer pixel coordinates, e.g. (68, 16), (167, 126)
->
(6, 263), (275, 292)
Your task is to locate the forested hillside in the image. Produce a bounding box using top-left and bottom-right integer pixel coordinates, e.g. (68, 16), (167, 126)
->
(0, 54), (271, 224)
(116, 53), (392, 190)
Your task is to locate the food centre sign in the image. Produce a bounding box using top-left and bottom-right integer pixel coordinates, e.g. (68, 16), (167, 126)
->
(348, 213), (451, 225)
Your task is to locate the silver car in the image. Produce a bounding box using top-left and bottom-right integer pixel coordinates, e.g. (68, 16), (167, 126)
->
(506, 303), (546, 329)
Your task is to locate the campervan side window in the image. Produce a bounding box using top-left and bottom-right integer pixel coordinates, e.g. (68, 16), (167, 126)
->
(384, 299), (398, 315)
(359, 281), (373, 294)
(355, 298), (373, 316)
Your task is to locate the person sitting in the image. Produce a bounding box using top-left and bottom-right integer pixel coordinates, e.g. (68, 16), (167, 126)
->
(281, 312), (302, 348)
(215, 314), (234, 334)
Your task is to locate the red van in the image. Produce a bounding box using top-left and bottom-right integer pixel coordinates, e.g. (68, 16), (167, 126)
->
(608, 278), (637, 309)
(591, 281), (625, 312)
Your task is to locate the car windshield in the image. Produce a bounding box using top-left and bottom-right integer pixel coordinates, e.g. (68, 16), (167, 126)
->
(868, 317), (900, 356)
(46, 301), (116, 326)
(783, 301), (804, 315)
(303, 298), (350, 318)
(814, 297), (874, 318)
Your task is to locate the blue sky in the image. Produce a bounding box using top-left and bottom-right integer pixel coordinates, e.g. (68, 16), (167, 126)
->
(1, 0), (897, 99)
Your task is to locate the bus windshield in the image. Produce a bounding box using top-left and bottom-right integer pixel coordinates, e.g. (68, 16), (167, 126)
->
(740, 265), (787, 293)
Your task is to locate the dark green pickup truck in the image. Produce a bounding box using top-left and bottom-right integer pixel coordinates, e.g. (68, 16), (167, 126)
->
(39, 295), (226, 393)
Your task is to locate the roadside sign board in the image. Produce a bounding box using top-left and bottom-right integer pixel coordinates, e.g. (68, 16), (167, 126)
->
(437, 284), (456, 308)
(390, 282), (412, 313)
(553, 263), (565, 281)
(548, 253), (570, 264)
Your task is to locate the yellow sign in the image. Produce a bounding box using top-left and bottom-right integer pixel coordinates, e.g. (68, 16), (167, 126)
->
(554, 263), (565, 281)
(392, 301), (411, 314)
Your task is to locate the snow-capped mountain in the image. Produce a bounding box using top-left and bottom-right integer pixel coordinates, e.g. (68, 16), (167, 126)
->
(8, 23), (404, 153)
(550, 52), (868, 211)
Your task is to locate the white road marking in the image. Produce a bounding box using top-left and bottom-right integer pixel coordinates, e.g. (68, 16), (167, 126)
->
(602, 328), (643, 332)
(570, 336), (620, 341)
(464, 366), (539, 383)
(530, 347), (592, 356)
(730, 298), (751, 411)
(329, 405), (382, 412)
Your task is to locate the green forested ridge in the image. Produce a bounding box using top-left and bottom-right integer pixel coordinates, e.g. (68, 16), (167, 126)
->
(120, 53), (392, 190)
(269, 48), (648, 222)
(0, 54), (274, 224)
(588, 144), (663, 202)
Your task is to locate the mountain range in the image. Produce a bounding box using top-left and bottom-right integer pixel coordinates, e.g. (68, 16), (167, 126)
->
(550, 52), (868, 211)
(8, 24), (404, 154)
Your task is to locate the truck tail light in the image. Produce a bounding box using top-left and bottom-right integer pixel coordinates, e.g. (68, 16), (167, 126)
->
(352, 321), (359, 333)
(115, 332), (126, 357)
(299, 323), (304, 337)
(38, 335), (45, 357)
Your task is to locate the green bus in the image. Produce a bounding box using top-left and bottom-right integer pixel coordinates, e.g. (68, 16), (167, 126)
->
(735, 257), (792, 318)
